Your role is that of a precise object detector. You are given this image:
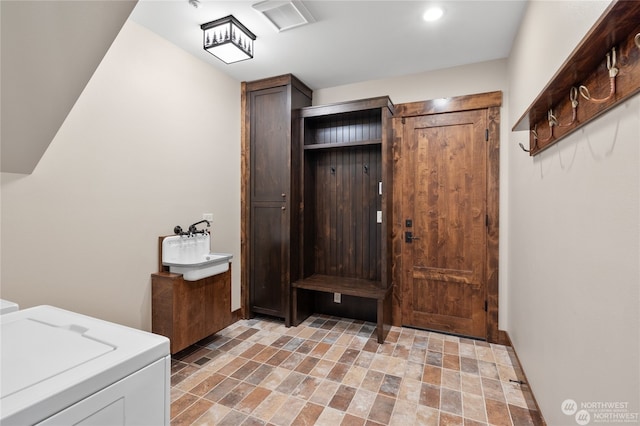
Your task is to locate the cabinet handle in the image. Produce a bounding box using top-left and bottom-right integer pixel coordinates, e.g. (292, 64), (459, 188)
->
(281, 206), (286, 210)
(281, 193), (286, 198)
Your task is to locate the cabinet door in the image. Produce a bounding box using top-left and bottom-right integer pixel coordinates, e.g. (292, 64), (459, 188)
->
(250, 203), (288, 317)
(203, 271), (231, 334)
(250, 86), (290, 202)
(174, 278), (207, 352)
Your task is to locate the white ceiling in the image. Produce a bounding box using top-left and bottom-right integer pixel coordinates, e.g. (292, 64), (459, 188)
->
(130, 0), (528, 90)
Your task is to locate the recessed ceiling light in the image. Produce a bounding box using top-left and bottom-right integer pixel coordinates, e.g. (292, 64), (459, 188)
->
(423, 6), (444, 22)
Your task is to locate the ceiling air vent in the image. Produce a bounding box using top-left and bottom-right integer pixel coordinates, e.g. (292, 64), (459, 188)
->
(252, 1), (315, 32)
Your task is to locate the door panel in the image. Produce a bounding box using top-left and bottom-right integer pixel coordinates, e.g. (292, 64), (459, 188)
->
(250, 203), (286, 317)
(250, 87), (289, 202)
(402, 110), (487, 338)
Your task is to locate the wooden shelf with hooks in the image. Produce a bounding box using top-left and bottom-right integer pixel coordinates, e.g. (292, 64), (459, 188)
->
(513, 0), (640, 155)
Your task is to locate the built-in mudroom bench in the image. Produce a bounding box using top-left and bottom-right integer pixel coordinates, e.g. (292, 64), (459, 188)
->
(293, 275), (392, 344)
(292, 96), (395, 343)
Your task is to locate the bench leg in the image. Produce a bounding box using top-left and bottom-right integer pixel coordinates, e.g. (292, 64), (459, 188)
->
(376, 298), (384, 343)
(376, 292), (392, 344)
(291, 286), (298, 326)
(376, 297), (388, 344)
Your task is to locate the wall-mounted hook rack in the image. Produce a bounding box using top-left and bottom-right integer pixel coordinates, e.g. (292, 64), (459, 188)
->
(513, 0), (640, 155)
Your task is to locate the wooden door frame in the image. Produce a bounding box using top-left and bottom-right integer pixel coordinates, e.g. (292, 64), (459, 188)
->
(241, 80), (250, 319)
(391, 91), (503, 343)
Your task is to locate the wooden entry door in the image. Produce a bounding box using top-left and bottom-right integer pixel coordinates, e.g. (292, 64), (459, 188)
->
(401, 109), (488, 339)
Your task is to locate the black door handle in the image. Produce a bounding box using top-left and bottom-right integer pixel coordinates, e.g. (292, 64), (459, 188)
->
(405, 232), (420, 243)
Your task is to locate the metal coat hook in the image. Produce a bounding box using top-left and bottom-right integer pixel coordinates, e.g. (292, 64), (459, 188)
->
(519, 135), (539, 153)
(579, 47), (618, 104)
(547, 110), (559, 127)
(363, 164), (369, 174)
(330, 166), (336, 175)
(530, 109), (556, 145)
(557, 87), (579, 128)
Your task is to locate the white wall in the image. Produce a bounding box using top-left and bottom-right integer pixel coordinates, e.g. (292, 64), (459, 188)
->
(0, 20), (242, 330)
(314, 59), (512, 330)
(314, 58), (508, 106)
(508, 1), (639, 424)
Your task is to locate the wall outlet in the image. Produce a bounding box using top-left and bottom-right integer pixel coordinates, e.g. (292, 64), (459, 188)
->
(203, 213), (213, 221)
(377, 211), (382, 223)
(334, 292), (341, 303)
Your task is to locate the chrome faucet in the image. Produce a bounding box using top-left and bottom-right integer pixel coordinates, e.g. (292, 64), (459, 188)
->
(188, 220), (210, 234)
(173, 220), (210, 236)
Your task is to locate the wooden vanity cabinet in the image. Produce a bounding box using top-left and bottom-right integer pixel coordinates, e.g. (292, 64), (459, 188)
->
(242, 74), (312, 325)
(292, 97), (394, 343)
(152, 268), (231, 354)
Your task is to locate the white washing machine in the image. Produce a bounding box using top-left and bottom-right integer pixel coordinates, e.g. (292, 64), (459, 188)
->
(0, 305), (170, 425)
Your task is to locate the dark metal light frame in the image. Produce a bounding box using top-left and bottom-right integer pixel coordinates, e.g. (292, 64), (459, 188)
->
(200, 15), (256, 64)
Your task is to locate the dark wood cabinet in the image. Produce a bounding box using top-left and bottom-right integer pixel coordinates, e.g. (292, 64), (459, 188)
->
(242, 74), (312, 325)
(292, 97), (395, 343)
(152, 268), (232, 354)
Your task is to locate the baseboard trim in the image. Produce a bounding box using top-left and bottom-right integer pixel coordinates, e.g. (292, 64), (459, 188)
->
(496, 329), (510, 346)
(499, 329), (547, 425)
(231, 308), (242, 323)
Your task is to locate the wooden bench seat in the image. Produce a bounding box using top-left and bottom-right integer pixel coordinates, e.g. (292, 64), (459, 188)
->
(292, 274), (392, 343)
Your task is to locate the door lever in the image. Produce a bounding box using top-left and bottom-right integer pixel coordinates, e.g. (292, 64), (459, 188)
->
(405, 231), (420, 243)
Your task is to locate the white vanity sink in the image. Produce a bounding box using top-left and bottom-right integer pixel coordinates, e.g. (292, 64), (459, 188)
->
(162, 234), (232, 281)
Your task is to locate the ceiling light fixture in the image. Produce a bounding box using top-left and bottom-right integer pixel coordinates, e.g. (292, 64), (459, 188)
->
(200, 15), (257, 64)
(423, 6), (444, 22)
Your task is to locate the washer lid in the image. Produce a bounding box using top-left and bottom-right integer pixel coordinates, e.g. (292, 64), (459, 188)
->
(0, 299), (19, 314)
(1, 318), (115, 398)
(0, 305), (169, 425)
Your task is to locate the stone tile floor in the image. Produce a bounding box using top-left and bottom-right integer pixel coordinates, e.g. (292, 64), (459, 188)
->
(170, 315), (544, 425)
